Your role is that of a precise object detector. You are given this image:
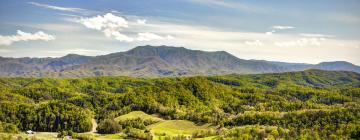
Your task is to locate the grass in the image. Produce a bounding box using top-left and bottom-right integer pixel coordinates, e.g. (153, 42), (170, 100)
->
(114, 111), (163, 122)
(0, 132), (59, 140)
(194, 136), (219, 140)
(148, 120), (212, 136)
(0, 132), (126, 140)
(95, 133), (125, 140)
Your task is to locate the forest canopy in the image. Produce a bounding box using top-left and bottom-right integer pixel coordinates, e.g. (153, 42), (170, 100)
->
(0, 69), (359, 139)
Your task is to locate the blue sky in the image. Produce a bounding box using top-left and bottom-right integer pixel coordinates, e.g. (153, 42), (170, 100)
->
(0, 0), (359, 64)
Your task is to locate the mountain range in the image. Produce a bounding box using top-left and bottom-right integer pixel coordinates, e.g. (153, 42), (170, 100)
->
(0, 45), (359, 77)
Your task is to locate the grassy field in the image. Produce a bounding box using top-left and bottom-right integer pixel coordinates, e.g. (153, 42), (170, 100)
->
(94, 134), (125, 140)
(148, 120), (211, 136)
(193, 136), (219, 140)
(0, 132), (59, 140)
(114, 111), (214, 139)
(114, 111), (163, 122)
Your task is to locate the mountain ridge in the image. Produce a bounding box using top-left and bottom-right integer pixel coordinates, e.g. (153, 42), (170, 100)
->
(0, 45), (359, 77)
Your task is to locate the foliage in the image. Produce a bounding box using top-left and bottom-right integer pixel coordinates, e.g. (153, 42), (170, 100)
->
(97, 119), (121, 134)
(0, 122), (19, 133)
(0, 70), (359, 139)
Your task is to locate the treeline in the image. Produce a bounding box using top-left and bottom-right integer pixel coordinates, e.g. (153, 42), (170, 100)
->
(224, 108), (360, 139)
(0, 70), (359, 139)
(0, 101), (92, 132)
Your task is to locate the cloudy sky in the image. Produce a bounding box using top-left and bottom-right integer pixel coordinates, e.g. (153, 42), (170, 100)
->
(0, 0), (359, 65)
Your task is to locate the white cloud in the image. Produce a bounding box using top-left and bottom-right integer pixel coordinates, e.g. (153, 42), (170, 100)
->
(274, 38), (326, 47)
(137, 19), (147, 24)
(77, 13), (174, 42)
(265, 25), (294, 35)
(136, 32), (173, 41)
(110, 10), (123, 14)
(112, 32), (134, 42)
(245, 40), (263, 46)
(272, 26), (295, 30)
(28, 2), (86, 12)
(166, 35), (175, 39)
(0, 30), (55, 46)
(265, 30), (276, 35)
(137, 32), (163, 41)
(265, 32), (273, 35)
(43, 49), (109, 56)
(272, 32), (332, 47)
(299, 33), (333, 38)
(80, 13), (128, 30)
(78, 13), (134, 42)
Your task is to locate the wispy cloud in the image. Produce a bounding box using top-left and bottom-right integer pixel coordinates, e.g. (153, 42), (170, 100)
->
(28, 2), (86, 12)
(20, 23), (82, 33)
(188, 0), (268, 13)
(137, 19), (147, 24)
(265, 25), (295, 35)
(245, 40), (263, 47)
(43, 49), (109, 56)
(272, 26), (295, 30)
(136, 32), (174, 41)
(0, 30), (55, 46)
(299, 33), (334, 38)
(274, 38), (326, 47)
(265, 30), (276, 35)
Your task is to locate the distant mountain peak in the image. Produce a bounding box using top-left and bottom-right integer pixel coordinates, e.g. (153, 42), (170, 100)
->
(318, 61), (354, 65)
(130, 45), (186, 50)
(61, 54), (87, 58)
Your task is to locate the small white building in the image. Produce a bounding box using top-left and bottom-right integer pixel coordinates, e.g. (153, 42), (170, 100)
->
(26, 130), (34, 134)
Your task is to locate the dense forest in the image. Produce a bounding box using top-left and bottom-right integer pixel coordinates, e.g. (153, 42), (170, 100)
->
(0, 69), (359, 139)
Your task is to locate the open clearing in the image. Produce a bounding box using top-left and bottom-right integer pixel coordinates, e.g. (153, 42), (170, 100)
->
(148, 120), (212, 136)
(114, 111), (163, 122)
(115, 111), (214, 139)
(115, 111), (212, 136)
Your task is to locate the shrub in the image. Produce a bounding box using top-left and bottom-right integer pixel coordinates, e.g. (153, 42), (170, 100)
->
(0, 122), (19, 133)
(97, 119), (121, 134)
(71, 134), (95, 140)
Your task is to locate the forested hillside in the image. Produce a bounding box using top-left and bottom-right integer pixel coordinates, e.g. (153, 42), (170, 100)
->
(0, 70), (359, 139)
